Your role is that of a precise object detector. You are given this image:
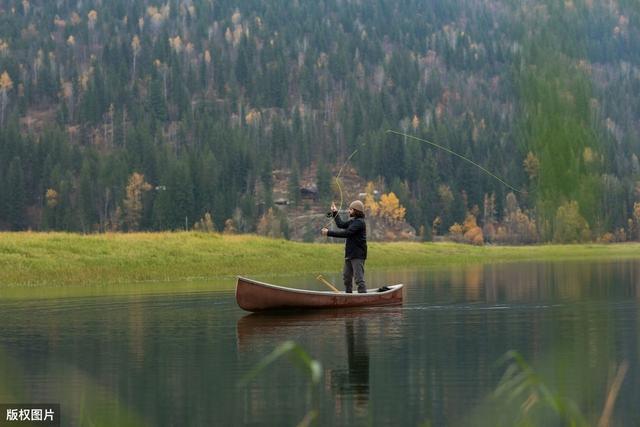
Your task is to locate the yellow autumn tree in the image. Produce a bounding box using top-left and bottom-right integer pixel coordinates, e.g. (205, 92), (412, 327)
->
(632, 202), (640, 241)
(411, 114), (420, 130)
(0, 39), (9, 55)
(449, 213), (483, 245)
(363, 181), (379, 216)
(123, 172), (152, 231)
(0, 70), (13, 127)
(523, 151), (539, 180)
(378, 192), (406, 223)
(131, 35), (141, 82)
(463, 214), (483, 245)
(45, 188), (59, 208)
(87, 10), (98, 30)
(169, 35), (183, 53)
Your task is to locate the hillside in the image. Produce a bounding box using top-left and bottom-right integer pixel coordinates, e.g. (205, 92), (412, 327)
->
(0, 0), (639, 242)
(270, 165), (416, 242)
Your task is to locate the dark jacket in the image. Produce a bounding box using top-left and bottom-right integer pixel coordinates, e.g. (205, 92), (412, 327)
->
(327, 213), (367, 260)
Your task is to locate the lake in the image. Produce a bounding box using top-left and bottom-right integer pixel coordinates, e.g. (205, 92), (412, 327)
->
(0, 260), (639, 426)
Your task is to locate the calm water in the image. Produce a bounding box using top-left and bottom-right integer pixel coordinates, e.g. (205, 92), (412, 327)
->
(1, 260), (639, 426)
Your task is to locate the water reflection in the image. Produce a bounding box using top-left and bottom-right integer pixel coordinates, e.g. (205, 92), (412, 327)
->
(359, 259), (640, 305)
(0, 260), (639, 425)
(236, 308), (404, 423)
(332, 317), (369, 404)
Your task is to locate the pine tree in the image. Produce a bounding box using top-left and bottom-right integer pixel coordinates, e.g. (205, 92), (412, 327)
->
(123, 172), (152, 231)
(168, 160), (195, 230)
(0, 71), (13, 127)
(316, 161), (332, 204)
(235, 35), (251, 91)
(5, 156), (26, 230)
(152, 186), (171, 230)
(78, 159), (95, 232)
(149, 77), (167, 121)
(288, 163), (301, 206)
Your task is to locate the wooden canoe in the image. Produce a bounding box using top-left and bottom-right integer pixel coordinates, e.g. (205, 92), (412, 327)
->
(235, 276), (404, 312)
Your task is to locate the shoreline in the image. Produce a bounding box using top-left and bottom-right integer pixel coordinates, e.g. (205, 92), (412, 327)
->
(2, 232), (640, 289)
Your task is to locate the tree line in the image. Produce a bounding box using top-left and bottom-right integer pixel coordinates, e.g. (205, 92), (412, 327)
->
(0, 0), (640, 242)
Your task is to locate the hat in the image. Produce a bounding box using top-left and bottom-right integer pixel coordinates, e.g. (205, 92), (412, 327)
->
(349, 200), (364, 213)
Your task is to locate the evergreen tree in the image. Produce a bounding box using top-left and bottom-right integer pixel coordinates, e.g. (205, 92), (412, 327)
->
(152, 185), (171, 230)
(288, 163), (301, 206)
(5, 156), (26, 230)
(168, 160), (195, 230)
(316, 161), (332, 204)
(149, 77), (167, 121)
(78, 158), (95, 232)
(235, 35), (252, 92)
(0, 0), (638, 238)
(520, 44), (602, 239)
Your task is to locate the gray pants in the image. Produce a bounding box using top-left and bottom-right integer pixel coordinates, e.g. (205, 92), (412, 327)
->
(343, 258), (366, 293)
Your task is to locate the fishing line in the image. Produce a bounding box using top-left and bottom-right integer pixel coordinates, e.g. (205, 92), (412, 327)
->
(324, 128), (524, 232)
(385, 129), (525, 194)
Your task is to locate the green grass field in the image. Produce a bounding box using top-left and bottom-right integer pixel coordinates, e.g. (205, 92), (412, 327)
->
(2, 232), (640, 289)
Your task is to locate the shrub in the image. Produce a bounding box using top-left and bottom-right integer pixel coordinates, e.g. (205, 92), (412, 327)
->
(553, 200), (590, 243)
(448, 213), (484, 245)
(194, 212), (216, 232)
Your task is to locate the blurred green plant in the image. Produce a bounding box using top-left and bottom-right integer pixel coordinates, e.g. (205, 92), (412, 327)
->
(238, 341), (322, 427)
(482, 351), (629, 427)
(493, 350), (588, 426)
(553, 201), (591, 243)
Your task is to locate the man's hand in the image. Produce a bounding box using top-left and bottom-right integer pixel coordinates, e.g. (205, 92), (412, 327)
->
(321, 228), (329, 236)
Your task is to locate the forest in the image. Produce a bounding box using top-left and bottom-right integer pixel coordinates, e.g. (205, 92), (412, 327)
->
(0, 0), (639, 243)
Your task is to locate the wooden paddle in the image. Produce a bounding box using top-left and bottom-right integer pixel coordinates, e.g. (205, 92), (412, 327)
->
(316, 275), (340, 293)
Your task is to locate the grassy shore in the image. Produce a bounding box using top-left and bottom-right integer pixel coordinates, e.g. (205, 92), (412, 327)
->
(2, 232), (640, 289)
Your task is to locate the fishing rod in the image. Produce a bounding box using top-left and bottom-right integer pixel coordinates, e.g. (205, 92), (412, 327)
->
(322, 147), (360, 229)
(385, 129), (525, 194)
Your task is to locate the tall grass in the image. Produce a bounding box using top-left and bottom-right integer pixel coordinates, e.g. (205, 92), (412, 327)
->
(463, 351), (629, 427)
(2, 232), (640, 288)
(239, 341), (322, 427)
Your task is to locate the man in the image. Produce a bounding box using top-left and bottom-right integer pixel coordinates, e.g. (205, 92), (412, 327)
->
(321, 200), (367, 293)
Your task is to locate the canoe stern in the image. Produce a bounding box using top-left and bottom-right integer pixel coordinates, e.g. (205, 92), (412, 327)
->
(236, 276), (403, 312)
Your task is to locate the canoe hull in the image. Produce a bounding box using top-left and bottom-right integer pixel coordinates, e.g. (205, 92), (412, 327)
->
(236, 276), (404, 312)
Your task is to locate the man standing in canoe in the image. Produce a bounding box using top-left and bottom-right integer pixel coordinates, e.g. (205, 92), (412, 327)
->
(321, 200), (367, 293)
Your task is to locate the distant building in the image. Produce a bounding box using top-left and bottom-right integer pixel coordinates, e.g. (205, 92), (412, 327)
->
(358, 190), (379, 200)
(300, 186), (318, 200)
